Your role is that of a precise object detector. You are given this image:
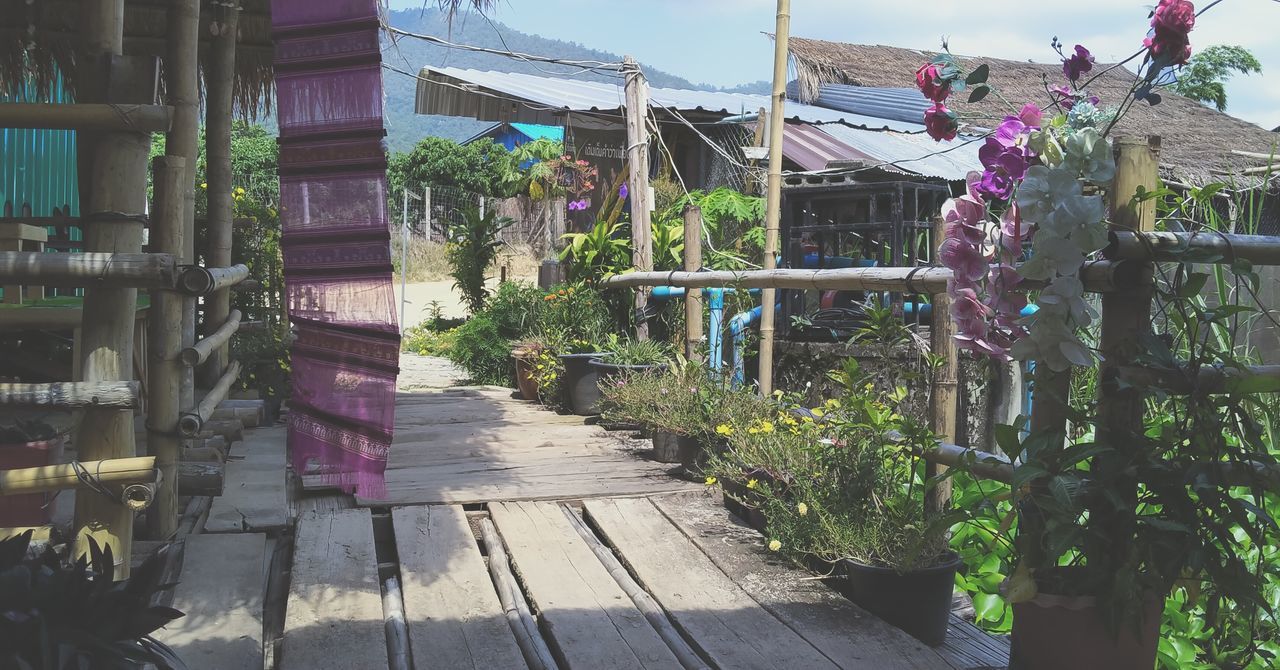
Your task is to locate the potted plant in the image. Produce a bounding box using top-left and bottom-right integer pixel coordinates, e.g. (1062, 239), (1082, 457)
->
(0, 418), (67, 527)
(0, 530), (186, 668)
(589, 335), (671, 389)
(557, 340), (612, 416)
(510, 339), (546, 401)
(600, 364), (703, 464)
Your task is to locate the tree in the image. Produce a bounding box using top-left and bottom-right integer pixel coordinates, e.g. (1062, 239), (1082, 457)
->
(390, 136), (518, 198)
(1169, 45), (1262, 112)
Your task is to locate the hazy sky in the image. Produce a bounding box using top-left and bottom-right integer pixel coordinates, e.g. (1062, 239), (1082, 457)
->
(390, 0), (1280, 131)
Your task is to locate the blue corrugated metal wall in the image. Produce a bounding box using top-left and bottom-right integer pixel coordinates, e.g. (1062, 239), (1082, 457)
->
(1, 74), (80, 228)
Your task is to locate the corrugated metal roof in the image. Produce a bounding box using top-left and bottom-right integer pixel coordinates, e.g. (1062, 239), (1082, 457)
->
(788, 82), (932, 126)
(415, 66), (921, 132)
(816, 124), (983, 181)
(783, 123), (874, 171)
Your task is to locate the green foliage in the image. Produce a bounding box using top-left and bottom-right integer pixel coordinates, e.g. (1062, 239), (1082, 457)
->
(650, 220), (685, 271)
(659, 187), (766, 269)
(599, 334), (671, 366)
(446, 314), (513, 385)
(602, 362), (767, 441)
(1169, 45), (1262, 112)
(0, 531), (186, 669)
(401, 323), (459, 357)
(485, 281), (547, 340)
(559, 219), (631, 285)
(390, 136), (520, 200)
(445, 206), (513, 314)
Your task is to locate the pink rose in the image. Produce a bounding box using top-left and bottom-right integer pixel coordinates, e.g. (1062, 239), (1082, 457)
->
(1145, 0), (1195, 65)
(924, 103), (958, 142)
(915, 63), (951, 103)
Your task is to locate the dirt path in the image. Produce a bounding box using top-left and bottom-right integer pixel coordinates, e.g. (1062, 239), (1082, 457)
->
(393, 276), (537, 328)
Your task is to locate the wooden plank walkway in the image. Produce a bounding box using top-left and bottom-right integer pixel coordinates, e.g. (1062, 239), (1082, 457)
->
(281, 509), (387, 670)
(304, 388), (698, 506)
(157, 533), (268, 669)
(163, 355), (1008, 670)
(392, 505), (527, 670)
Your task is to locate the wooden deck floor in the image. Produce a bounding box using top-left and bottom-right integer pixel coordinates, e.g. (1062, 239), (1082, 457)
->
(155, 354), (1010, 670)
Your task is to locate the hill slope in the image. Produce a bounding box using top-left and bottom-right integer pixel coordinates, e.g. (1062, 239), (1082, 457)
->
(380, 9), (769, 151)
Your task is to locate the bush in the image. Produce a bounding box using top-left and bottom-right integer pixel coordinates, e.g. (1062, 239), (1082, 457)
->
(445, 207), (513, 314)
(402, 323), (458, 357)
(487, 281), (546, 340)
(446, 314), (513, 385)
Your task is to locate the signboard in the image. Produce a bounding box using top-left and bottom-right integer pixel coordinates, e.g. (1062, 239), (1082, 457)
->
(564, 112), (627, 232)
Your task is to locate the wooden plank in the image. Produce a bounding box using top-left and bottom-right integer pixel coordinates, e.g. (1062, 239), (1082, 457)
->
(0, 381), (139, 408)
(351, 471), (695, 506)
(489, 501), (682, 669)
(647, 493), (962, 669)
(158, 533), (267, 670)
(650, 491), (988, 670)
(393, 506), (527, 670)
(206, 425), (287, 532)
(584, 498), (842, 670)
(282, 509), (386, 670)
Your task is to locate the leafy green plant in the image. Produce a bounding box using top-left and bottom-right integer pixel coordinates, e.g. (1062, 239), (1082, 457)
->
(599, 334), (671, 366)
(604, 362), (770, 442)
(401, 323), (458, 357)
(446, 313), (512, 385)
(559, 220), (630, 286)
(446, 206), (513, 314)
(651, 221), (685, 271)
(0, 531), (185, 669)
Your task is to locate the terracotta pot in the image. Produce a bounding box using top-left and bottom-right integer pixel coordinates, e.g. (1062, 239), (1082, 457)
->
(512, 348), (540, 401)
(0, 433), (66, 527)
(835, 552), (961, 647)
(1011, 591), (1161, 670)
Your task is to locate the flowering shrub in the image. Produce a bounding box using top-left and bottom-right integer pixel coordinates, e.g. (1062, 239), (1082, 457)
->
(917, 0), (1198, 370)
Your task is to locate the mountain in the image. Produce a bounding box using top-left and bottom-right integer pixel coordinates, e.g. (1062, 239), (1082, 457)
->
(379, 9), (770, 152)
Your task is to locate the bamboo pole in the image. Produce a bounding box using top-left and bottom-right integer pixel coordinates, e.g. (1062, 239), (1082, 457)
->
(623, 55), (653, 341)
(757, 0), (790, 396)
(683, 205), (704, 362)
(198, 0), (240, 387)
(0, 457), (157, 497)
(166, 0), (201, 425)
(1090, 135), (1160, 570)
(926, 217), (956, 516)
(479, 519), (558, 670)
(603, 261), (1133, 294)
(0, 252), (178, 288)
(178, 264), (250, 295)
(74, 0), (144, 577)
(1106, 230), (1280, 266)
(0, 381), (139, 409)
(145, 156), (186, 539)
(180, 310), (242, 366)
(0, 104), (172, 132)
(179, 360), (242, 437)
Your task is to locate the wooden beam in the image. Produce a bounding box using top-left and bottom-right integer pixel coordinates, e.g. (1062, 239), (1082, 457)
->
(0, 381), (139, 409)
(0, 457), (157, 497)
(0, 251), (178, 288)
(622, 55), (653, 341)
(1107, 230), (1280, 266)
(177, 264), (250, 295)
(180, 309), (241, 366)
(926, 215), (956, 516)
(0, 103), (172, 132)
(179, 360), (242, 437)
(177, 461), (223, 496)
(683, 205), (704, 362)
(757, 0), (791, 396)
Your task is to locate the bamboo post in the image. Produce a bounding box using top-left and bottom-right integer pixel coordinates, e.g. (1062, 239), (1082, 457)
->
(180, 310), (241, 366)
(198, 0), (240, 387)
(757, 0), (790, 395)
(0, 104), (172, 132)
(683, 205), (704, 362)
(167, 0), (200, 420)
(0, 457), (157, 497)
(926, 217), (957, 516)
(146, 156), (186, 539)
(1090, 136), (1160, 562)
(0, 381), (139, 409)
(179, 360), (243, 437)
(622, 55), (653, 340)
(74, 0), (143, 578)
(0, 252), (179, 288)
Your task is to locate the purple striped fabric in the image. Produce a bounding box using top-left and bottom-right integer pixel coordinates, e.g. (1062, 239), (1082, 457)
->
(270, 0), (398, 497)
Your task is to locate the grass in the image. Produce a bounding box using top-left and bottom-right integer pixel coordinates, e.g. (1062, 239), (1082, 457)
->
(391, 237), (542, 284)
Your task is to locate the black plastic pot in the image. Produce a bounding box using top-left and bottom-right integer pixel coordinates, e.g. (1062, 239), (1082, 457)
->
(650, 429), (700, 464)
(835, 552), (961, 647)
(559, 352), (610, 415)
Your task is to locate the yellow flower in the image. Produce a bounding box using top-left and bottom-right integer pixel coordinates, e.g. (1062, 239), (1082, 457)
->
(797, 502), (808, 516)
(200, 182), (207, 189)
(824, 398), (841, 409)
(758, 420), (774, 434)
(864, 382), (875, 391)
(768, 539), (782, 551)
(810, 408), (825, 418)
(802, 415), (814, 423)
(715, 424), (734, 436)
(746, 478), (759, 490)
(781, 415), (798, 426)
(704, 476), (718, 486)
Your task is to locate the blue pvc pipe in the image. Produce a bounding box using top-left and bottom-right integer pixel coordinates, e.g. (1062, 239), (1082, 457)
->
(707, 288), (726, 372)
(729, 304), (780, 386)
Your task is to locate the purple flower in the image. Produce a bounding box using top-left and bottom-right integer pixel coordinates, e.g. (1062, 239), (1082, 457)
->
(568, 199), (589, 211)
(976, 138), (1029, 201)
(1050, 85), (1100, 111)
(1062, 45), (1095, 82)
(618, 183), (629, 200)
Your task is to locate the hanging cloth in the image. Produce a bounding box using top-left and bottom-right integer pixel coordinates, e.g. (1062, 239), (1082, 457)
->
(270, 0), (399, 497)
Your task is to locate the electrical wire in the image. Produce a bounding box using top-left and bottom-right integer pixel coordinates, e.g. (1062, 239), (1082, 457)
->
(383, 24), (624, 74)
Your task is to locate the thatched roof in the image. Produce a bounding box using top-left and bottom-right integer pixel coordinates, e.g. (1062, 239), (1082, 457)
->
(0, 0), (275, 118)
(787, 37), (1280, 185)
